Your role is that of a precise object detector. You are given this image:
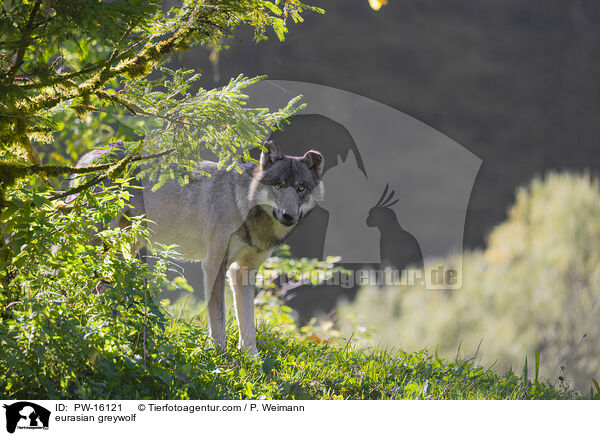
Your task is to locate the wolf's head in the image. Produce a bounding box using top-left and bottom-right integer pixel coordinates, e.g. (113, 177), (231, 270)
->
(250, 140), (324, 227)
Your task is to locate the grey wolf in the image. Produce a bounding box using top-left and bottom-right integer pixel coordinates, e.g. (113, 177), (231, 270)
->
(74, 140), (324, 356)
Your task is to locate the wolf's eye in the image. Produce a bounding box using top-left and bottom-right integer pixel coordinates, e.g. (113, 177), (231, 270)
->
(297, 185), (305, 192)
(274, 183), (282, 189)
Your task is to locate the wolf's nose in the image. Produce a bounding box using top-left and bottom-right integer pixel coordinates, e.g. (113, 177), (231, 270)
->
(282, 212), (294, 222)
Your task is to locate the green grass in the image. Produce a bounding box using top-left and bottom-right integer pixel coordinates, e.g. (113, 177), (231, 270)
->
(0, 292), (585, 400)
(55, 320), (581, 400)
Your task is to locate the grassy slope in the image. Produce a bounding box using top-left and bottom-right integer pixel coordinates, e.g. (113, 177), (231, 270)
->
(73, 320), (581, 400)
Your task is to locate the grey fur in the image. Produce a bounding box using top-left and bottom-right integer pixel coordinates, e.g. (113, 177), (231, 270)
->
(73, 140), (324, 356)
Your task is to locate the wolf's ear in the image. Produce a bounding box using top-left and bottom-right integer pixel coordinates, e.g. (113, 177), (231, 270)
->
(260, 140), (283, 169)
(302, 150), (324, 179)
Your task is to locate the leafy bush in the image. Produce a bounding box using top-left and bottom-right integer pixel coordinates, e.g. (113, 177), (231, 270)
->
(337, 172), (600, 393)
(1, 180), (165, 397)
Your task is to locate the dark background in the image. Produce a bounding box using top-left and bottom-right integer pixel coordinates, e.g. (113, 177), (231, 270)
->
(173, 0), (600, 250)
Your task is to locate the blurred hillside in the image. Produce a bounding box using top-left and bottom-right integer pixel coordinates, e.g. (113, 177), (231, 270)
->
(336, 172), (600, 391)
(176, 0), (600, 248)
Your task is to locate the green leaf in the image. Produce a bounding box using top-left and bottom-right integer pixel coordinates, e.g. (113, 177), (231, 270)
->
(592, 379), (600, 400)
(262, 358), (275, 375)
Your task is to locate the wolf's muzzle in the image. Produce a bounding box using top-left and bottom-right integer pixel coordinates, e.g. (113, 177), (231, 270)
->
(272, 208), (297, 226)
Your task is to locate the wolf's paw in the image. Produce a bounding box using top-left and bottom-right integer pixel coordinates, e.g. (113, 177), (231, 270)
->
(239, 344), (261, 362)
(208, 337), (227, 353)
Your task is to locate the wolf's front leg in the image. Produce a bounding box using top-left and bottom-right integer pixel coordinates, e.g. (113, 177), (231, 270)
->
(203, 255), (228, 350)
(229, 264), (258, 357)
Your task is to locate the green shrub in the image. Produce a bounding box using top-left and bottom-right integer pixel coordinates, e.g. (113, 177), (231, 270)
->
(337, 172), (600, 392)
